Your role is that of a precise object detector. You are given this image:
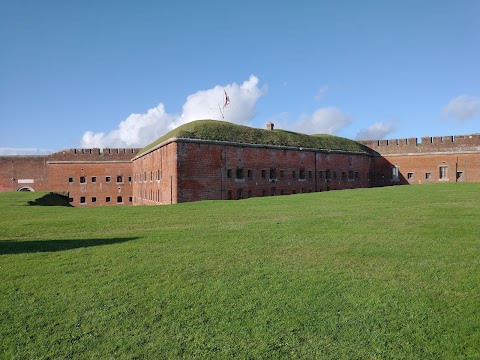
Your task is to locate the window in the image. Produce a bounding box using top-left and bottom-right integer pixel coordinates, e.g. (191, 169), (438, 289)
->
(308, 171), (312, 179)
(392, 166), (399, 181)
(128, 176), (132, 182)
(319, 171), (323, 179)
(425, 172), (432, 180)
(80, 196), (86, 204)
(269, 168), (276, 180)
(92, 197), (96, 203)
(355, 172), (359, 179)
(262, 169), (267, 179)
(349, 171), (354, 180)
(292, 170), (296, 179)
(456, 171), (464, 181)
(236, 168), (244, 179)
(407, 172), (414, 180)
(80, 176), (86, 183)
(237, 189), (243, 199)
(117, 176), (123, 183)
(106, 196), (111, 203)
(247, 169), (253, 179)
(342, 172), (347, 180)
(439, 166), (448, 180)
(227, 169), (232, 178)
(91, 176), (97, 183)
(117, 196), (123, 203)
(333, 171), (336, 179)
(106, 176), (111, 183)
(299, 168), (306, 179)
(68, 177), (74, 183)
(129, 197), (133, 202)
(325, 170), (331, 180)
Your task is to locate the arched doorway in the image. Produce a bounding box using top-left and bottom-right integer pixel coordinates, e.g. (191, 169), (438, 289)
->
(17, 186), (35, 192)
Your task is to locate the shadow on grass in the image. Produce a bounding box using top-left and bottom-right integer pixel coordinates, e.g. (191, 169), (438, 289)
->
(28, 192), (72, 207)
(0, 237), (138, 255)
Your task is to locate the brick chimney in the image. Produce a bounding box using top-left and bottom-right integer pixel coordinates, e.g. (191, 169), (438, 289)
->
(267, 122), (274, 131)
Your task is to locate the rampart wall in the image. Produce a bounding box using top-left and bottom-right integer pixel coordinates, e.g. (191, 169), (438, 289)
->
(360, 134), (480, 186)
(131, 139), (372, 205)
(359, 134), (480, 155)
(0, 156), (48, 192)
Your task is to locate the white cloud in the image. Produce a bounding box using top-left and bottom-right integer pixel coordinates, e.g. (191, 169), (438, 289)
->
(0, 148), (53, 156)
(355, 122), (396, 140)
(314, 85), (329, 101)
(292, 107), (352, 135)
(81, 75), (266, 148)
(443, 95), (480, 121)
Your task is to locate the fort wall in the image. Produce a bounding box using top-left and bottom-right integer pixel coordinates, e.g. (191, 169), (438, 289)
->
(359, 134), (480, 155)
(0, 156), (48, 192)
(360, 133), (480, 186)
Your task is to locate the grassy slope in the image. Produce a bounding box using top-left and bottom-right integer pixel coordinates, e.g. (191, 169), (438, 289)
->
(0, 185), (479, 358)
(137, 120), (370, 156)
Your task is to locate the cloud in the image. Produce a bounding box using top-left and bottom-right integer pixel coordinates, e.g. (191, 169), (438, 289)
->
(0, 148), (53, 156)
(292, 107), (352, 135)
(81, 75), (266, 148)
(355, 122), (396, 140)
(314, 85), (329, 101)
(442, 95), (480, 121)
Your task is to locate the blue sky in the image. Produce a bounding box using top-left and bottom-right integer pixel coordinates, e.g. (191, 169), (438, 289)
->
(1, 0), (479, 154)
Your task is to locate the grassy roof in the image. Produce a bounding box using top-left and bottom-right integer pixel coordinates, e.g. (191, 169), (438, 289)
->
(137, 120), (370, 156)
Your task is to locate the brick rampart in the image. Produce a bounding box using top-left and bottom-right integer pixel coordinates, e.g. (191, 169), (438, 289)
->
(0, 156), (48, 192)
(359, 134), (480, 155)
(138, 139), (372, 204)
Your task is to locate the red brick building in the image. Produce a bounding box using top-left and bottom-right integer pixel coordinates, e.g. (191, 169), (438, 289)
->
(1, 121), (479, 206)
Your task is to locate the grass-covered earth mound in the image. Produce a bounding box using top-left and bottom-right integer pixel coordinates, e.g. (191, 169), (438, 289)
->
(138, 120), (370, 156)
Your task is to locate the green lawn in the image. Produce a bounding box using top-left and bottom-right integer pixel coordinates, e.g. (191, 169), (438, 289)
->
(0, 184), (479, 359)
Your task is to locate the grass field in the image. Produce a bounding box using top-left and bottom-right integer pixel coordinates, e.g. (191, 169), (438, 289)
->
(0, 184), (479, 359)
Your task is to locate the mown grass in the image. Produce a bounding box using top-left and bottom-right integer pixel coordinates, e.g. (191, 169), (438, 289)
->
(0, 184), (479, 359)
(137, 120), (370, 156)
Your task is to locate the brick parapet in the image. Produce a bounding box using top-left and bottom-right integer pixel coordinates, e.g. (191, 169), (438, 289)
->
(359, 134), (480, 155)
(48, 148), (140, 162)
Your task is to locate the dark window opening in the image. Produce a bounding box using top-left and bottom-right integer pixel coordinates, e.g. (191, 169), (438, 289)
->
(117, 196), (123, 203)
(80, 176), (86, 183)
(269, 168), (276, 180)
(80, 196), (86, 204)
(262, 169), (267, 179)
(92, 197), (96, 203)
(68, 177), (74, 183)
(117, 176), (123, 183)
(227, 169), (232, 178)
(299, 168), (306, 179)
(237, 188), (243, 199)
(247, 169), (253, 179)
(106, 176), (111, 183)
(91, 176), (97, 183)
(236, 168), (244, 179)
(106, 196), (111, 203)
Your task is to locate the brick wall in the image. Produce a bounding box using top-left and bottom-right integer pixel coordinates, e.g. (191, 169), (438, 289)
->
(360, 134), (480, 185)
(132, 142), (178, 205)
(47, 161), (134, 206)
(0, 156), (48, 192)
(174, 140), (371, 203)
(359, 134), (480, 155)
